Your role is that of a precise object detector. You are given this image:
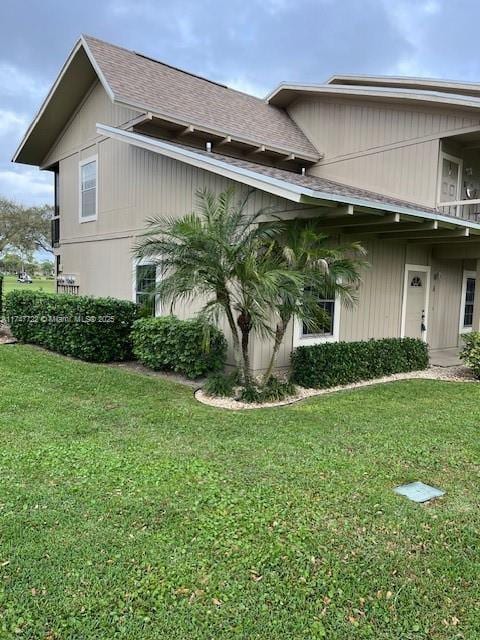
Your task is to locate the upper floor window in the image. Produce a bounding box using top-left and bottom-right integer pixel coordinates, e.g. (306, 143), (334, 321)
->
(79, 156), (97, 222)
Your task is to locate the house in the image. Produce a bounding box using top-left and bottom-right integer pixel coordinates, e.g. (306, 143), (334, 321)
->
(13, 35), (480, 372)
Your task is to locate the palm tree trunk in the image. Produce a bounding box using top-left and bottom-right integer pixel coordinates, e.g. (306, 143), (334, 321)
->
(220, 293), (244, 381)
(263, 318), (289, 385)
(263, 329), (284, 385)
(237, 312), (253, 386)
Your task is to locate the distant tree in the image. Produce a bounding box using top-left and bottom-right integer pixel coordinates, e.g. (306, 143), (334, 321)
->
(0, 252), (22, 274)
(0, 197), (53, 256)
(41, 260), (54, 277)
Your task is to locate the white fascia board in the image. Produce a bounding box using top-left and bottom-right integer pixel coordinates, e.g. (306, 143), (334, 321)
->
(265, 83), (480, 111)
(80, 36), (115, 101)
(96, 123), (480, 231)
(12, 37), (116, 164)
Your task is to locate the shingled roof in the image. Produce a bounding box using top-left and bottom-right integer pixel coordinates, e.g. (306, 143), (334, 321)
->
(83, 36), (319, 160)
(13, 35), (321, 165)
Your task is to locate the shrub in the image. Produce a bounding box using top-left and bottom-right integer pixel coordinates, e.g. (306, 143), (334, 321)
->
(131, 316), (227, 379)
(291, 337), (429, 389)
(5, 290), (137, 362)
(260, 377), (297, 402)
(460, 332), (480, 379)
(203, 372), (236, 397)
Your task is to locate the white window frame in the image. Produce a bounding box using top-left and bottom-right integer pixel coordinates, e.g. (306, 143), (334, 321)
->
(400, 264), (431, 342)
(132, 259), (161, 316)
(78, 155), (98, 223)
(437, 150), (463, 216)
(459, 270), (477, 334)
(293, 292), (341, 346)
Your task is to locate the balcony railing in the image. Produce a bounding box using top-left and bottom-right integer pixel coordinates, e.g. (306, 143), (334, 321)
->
(51, 216), (60, 247)
(436, 199), (480, 221)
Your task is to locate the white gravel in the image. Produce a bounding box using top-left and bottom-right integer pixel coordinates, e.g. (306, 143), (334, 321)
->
(195, 365), (476, 411)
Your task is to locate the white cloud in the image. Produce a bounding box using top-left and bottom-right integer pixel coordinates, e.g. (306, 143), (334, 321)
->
(225, 76), (267, 98)
(0, 110), (29, 138)
(0, 61), (47, 100)
(0, 168), (53, 206)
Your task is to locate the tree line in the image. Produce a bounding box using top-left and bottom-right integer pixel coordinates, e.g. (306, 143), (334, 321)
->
(0, 196), (54, 276)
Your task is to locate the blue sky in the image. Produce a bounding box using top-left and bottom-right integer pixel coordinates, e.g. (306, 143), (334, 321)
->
(2, 0), (480, 206)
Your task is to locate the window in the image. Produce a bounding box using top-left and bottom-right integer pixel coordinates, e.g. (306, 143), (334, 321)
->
(135, 264), (157, 316)
(461, 271), (476, 332)
(293, 289), (340, 346)
(302, 298), (336, 337)
(410, 276), (423, 287)
(79, 156), (97, 221)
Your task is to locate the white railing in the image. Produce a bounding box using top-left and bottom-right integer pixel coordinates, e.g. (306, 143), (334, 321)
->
(436, 198), (480, 221)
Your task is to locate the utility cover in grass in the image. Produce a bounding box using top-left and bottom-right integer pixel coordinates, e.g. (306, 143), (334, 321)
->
(394, 481), (445, 503)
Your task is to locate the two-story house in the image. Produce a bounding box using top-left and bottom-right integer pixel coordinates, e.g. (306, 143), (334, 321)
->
(13, 35), (480, 372)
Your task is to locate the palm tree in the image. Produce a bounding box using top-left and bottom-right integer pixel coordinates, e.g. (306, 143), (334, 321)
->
(133, 188), (301, 386)
(262, 220), (367, 384)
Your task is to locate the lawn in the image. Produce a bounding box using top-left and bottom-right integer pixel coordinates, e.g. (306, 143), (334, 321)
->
(0, 345), (479, 639)
(2, 275), (55, 296)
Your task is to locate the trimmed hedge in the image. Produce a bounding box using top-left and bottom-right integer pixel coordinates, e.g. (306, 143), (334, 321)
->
(291, 337), (429, 389)
(4, 290), (138, 362)
(460, 331), (480, 379)
(132, 316), (227, 379)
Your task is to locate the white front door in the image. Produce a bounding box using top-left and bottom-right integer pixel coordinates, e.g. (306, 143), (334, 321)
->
(402, 266), (431, 341)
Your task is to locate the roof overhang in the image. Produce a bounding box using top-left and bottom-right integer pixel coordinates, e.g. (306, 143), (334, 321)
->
(327, 74), (480, 99)
(96, 123), (480, 237)
(266, 82), (480, 111)
(12, 36), (114, 166)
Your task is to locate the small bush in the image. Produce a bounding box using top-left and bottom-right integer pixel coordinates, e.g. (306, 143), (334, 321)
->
(203, 372), (236, 397)
(460, 332), (480, 378)
(260, 377), (296, 402)
(132, 315), (227, 379)
(239, 384), (262, 403)
(291, 337), (429, 389)
(5, 290), (137, 362)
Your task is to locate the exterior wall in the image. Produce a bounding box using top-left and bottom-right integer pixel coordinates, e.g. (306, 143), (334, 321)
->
(252, 239), (468, 373)
(289, 97), (480, 207)
(54, 82), (471, 372)
(42, 81), (140, 167)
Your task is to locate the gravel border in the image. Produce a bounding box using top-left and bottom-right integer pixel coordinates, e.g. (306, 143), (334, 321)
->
(195, 365), (476, 410)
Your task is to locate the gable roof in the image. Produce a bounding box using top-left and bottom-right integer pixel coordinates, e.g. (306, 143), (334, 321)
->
(13, 35), (320, 166)
(97, 123), (480, 233)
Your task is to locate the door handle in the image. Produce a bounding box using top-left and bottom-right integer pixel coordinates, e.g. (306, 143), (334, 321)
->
(421, 310), (426, 332)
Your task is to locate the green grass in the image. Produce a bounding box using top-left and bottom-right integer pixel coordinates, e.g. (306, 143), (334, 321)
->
(1, 275), (55, 296)
(0, 345), (479, 639)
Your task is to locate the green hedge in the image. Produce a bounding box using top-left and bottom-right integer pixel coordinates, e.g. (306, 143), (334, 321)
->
(460, 331), (480, 379)
(5, 290), (138, 362)
(132, 316), (227, 379)
(291, 337), (429, 389)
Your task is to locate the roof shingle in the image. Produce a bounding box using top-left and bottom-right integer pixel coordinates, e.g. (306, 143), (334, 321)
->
(83, 35), (320, 160)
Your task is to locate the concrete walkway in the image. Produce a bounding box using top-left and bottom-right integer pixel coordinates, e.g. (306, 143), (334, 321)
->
(429, 347), (462, 367)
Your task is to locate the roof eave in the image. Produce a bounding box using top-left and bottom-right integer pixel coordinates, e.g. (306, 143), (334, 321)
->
(96, 123), (480, 232)
(266, 83), (480, 111)
(12, 35), (115, 166)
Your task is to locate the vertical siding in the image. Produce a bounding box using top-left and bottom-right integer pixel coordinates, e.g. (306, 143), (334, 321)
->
(43, 82), (139, 166)
(288, 97), (480, 208)
(428, 259), (463, 349)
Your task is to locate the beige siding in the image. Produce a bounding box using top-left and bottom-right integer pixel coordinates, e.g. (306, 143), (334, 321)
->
(55, 82), (470, 372)
(428, 259), (464, 349)
(289, 97), (480, 207)
(43, 81), (140, 167)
